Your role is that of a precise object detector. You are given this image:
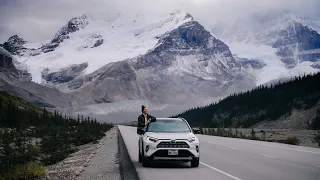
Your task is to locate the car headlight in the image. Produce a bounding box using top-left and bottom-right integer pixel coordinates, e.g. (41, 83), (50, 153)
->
(146, 136), (158, 143)
(188, 137), (196, 143)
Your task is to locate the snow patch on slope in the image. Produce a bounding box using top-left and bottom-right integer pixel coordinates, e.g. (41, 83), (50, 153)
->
(229, 42), (319, 85)
(17, 11), (193, 84)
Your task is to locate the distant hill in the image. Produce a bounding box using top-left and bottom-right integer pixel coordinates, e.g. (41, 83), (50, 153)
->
(172, 72), (320, 130)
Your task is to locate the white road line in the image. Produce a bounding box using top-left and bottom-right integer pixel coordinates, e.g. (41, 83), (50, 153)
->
(208, 142), (277, 159)
(227, 146), (238, 150)
(205, 137), (320, 155)
(240, 141), (320, 155)
(207, 142), (238, 150)
(200, 162), (243, 180)
(260, 154), (276, 158)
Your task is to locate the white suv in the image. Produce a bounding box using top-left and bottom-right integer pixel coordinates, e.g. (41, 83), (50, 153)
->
(137, 117), (200, 167)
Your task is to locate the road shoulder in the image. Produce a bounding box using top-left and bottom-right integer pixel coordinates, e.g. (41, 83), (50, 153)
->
(39, 127), (121, 180)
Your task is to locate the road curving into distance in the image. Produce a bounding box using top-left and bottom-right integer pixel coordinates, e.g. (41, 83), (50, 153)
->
(118, 125), (320, 180)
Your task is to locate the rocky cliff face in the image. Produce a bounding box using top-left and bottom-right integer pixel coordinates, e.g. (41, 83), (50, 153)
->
(0, 35), (30, 56)
(0, 47), (31, 83)
(0, 47), (73, 108)
(42, 62), (89, 84)
(269, 22), (320, 68)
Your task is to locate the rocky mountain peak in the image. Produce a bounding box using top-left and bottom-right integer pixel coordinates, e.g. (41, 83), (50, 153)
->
(7, 35), (27, 45)
(0, 35), (28, 55)
(272, 21), (320, 68)
(41, 14), (89, 53)
(184, 13), (194, 21)
(136, 20), (237, 71)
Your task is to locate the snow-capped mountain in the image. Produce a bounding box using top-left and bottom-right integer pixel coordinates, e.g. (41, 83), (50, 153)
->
(1, 10), (319, 122)
(210, 11), (320, 85)
(2, 10), (197, 84)
(0, 10), (255, 121)
(60, 19), (253, 107)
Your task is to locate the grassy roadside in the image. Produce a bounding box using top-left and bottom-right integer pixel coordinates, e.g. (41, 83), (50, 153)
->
(0, 91), (113, 180)
(198, 127), (320, 148)
(0, 126), (113, 180)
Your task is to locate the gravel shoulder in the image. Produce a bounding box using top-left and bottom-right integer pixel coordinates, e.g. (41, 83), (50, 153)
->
(39, 127), (121, 180)
(77, 127), (121, 180)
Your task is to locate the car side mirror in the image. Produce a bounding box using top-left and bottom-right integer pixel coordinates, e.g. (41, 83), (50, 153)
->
(192, 128), (200, 134)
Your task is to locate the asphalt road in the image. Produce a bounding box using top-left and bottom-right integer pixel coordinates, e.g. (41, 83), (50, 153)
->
(118, 125), (320, 180)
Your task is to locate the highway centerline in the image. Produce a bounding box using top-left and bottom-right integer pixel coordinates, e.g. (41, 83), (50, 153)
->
(200, 162), (243, 180)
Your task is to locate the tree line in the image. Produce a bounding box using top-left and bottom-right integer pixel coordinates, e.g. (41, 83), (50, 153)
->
(172, 72), (320, 130)
(0, 91), (113, 179)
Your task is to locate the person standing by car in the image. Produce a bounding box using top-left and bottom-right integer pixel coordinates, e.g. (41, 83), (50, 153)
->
(137, 105), (156, 134)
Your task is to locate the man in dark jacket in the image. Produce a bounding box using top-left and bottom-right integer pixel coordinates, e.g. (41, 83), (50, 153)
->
(137, 105), (156, 134)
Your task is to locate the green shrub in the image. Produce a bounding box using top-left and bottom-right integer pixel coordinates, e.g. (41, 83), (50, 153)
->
(285, 136), (299, 145)
(10, 161), (45, 180)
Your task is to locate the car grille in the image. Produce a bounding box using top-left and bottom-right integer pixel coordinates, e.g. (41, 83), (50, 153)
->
(157, 141), (189, 148)
(151, 150), (194, 158)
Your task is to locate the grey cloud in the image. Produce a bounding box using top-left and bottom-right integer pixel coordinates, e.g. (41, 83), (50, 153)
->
(0, 0), (319, 42)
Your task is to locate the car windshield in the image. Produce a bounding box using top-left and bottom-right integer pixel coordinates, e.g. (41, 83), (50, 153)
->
(147, 119), (191, 133)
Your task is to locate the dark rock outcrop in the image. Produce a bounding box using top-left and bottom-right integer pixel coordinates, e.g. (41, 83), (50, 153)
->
(1, 35), (28, 56)
(42, 62), (88, 84)
(235, 56), (266, 69)
(0, 47), (31, 83)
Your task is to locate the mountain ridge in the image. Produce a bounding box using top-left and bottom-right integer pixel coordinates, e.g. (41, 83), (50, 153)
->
(0, 10), (319, 122)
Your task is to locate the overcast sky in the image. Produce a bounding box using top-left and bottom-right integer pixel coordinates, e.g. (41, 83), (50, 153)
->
(0, 0), (319, 42)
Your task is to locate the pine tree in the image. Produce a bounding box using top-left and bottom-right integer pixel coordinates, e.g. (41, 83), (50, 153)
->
(251, 128), (256, 140)
(315, 131), (320, 147)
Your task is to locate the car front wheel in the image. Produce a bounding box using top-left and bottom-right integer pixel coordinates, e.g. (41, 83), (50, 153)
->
(138, 144), (143, 162)
(191, 157), (199, 167)
(138, 151), (142, 162)
(142, 155), (151, 167)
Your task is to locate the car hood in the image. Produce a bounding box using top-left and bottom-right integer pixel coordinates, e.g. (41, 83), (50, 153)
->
(144, 132), (195, 140)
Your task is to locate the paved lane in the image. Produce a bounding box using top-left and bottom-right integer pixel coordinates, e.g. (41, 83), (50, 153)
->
(118, 125), (320, 180)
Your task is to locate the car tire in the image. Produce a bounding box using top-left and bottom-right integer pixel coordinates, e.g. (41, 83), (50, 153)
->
(139, 151), (142, 162)
(191, 157), (199, 167)
(142, 156), (151, 167)
(138, 145), (143, 162)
